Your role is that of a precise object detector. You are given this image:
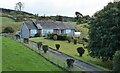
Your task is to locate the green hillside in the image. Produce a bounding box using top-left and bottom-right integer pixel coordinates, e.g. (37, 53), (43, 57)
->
(2, 37), (61, 71)
(0, 17), (22, 33)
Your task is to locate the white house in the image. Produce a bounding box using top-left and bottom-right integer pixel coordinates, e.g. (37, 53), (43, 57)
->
(20, 20), (76, 38)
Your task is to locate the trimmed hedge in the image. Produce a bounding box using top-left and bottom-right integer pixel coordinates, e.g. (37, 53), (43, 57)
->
(47, 33), (67, 40)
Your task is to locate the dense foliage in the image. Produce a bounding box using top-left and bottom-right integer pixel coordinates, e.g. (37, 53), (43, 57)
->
(47, 33), (67, 40)
(42, 45), (48, 53)
(55, 44), (60, 50)
(113, 51), (120, 72)
(66, 59), (74, 68)
(3, 27), (14, 33)
(77, 47), (85, 57)
(89, 2), (120, 61)
(37, 42), (42, 50)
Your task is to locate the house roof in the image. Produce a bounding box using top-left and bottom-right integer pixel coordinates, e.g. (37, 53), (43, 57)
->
(24, 20), (75, 30)
(24, 21), (37, 29)
(35, 20), (75, 30)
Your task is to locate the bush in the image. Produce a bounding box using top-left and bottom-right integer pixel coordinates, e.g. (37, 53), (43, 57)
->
(77, 47), (85, 57)
(15, 34), (20, 40)
(3, 27), (14, 33)
(47, 33), (67, 40)
(34, 33), (41, 37)
(82, 38), (88, 42)
(53, 35), (57, 40)
(57, 34), (67, 40)
(23, 38), (29, 44)
(113, 51), (120, 73)
(55, 44), (60, 50)
(42, 45), (48, 53)
(74, 39), (77, 44)
(37, 42), (42, 50)
(66, 59), (74, 68)
(67, 36), (72, 43)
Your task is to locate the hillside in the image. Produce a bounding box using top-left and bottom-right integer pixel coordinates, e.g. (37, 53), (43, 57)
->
(0, 17), (22, 33)
(2, 37), (61, 71)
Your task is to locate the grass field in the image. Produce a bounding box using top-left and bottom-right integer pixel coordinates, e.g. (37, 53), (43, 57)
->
(72, 22), (89, 35)
(0, 37), (2, 72)
(2, 37), (61, 71)
(30, 37), (112, 70)
(0, 17), (22, 33)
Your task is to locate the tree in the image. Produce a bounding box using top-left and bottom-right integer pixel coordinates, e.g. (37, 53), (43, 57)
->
(15, 2), (24, 11)
(113, 51), (120, 73)
(3, 27), (14, 33)
(77, 47), (85, 57)
(56, 15), (63, 21)
(55, 44), (60, 50)
(88, 2), (120, 61)
(75, 12), (83, 19)
(75, 12), (83, 24)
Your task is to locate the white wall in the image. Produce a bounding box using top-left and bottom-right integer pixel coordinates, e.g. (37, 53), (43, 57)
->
(42, 29), (53, 36)
(30, 29), (37, 36)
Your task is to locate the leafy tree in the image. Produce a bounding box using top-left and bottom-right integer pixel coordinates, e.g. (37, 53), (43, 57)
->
(88, 2), (120, 61)
(77, 47), (85, 57)
(113, 51), (120, 73)
(75, 12), (83, 24)
(3, 27), (14, 33)
(56, 15), (63, 21)
(55, 44), (60, 50)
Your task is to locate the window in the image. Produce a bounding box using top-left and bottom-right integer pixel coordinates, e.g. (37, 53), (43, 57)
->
(31, 29), (37, 36)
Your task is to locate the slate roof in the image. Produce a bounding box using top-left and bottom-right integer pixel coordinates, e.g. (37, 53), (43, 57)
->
(24, 20), (75, 30)
(24, 21), (37, 29)
(35, 20), (75, 30)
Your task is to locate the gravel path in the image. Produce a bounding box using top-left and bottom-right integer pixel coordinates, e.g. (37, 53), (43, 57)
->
(28, 41), (104, 71)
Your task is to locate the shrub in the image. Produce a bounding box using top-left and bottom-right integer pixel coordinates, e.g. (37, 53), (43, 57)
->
(23, 38), (29, 44)
(3, 27), (14, 33)
(34, 33), (41, 37)
(66, 59), (74, 68)
(57, 34), (67, 40)
(113, 51), (120, 73)
(77, 47), (85, 57)
(82, 38), (88, 42)
(74, 39), (77, 44)
(37, 42), (42, 50)
(55, 44), (60, 50)
(53, 35), (57, 40)
(42, 45), (48, 53)
(15, 34), (20, 40)
(67, 36), (72, 43)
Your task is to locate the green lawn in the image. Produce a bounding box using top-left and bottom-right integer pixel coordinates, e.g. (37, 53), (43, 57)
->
(0, 17), (22, 33)
(2, 37), (61, 71)
(0, 37), (2, 72)
(30, 37), (112, 70)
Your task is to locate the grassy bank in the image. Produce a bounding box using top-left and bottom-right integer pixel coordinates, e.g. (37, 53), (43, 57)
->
(30, 37), (112, 70)
(2, 37), (61, 71)
(0, 17), (22, 33)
